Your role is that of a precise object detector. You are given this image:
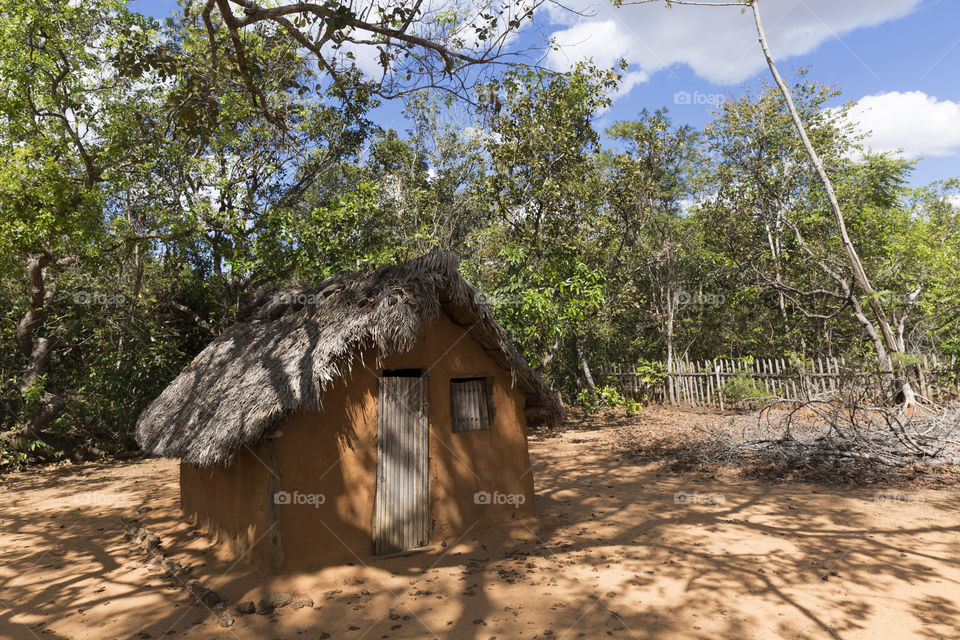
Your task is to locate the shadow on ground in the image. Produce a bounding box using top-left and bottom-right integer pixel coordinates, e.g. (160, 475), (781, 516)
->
(1, 408), (959, 639)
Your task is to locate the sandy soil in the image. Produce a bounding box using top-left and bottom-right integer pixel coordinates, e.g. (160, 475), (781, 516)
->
(2, 408), (959, 639)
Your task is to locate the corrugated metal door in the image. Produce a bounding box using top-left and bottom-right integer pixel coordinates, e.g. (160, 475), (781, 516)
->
(374, 374), (429, 555)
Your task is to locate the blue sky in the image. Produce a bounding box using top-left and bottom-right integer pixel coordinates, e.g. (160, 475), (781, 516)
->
(134, 0), (960, 187)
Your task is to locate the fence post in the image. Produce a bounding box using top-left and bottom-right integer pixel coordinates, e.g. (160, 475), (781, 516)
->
(706, 359), (713, 406)
(715, 360), (724, 411)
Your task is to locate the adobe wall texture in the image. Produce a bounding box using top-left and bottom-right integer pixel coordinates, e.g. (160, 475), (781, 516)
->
(179, 446), (272, 568)
(179, 314), (535, 571)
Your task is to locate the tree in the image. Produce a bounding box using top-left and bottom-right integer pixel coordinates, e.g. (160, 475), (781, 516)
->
(617, 0), (921, 403)
(467, 65), (618, 387)
(192, 0), (551, 106)
(0, 0), (376, 458)
(0, 0), (155, 445)
(606, 110), (700, 402)
(902, 180), (960, 357)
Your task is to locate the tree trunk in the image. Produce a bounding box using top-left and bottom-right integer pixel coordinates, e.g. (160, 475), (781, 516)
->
(766, 217), (790, 329)
(540, 334), (562, 370)
(9, 254), (69, 444)
(666, 282), (676, 406)
(661, 221), (677, 405)
(578, 340), (597, 393)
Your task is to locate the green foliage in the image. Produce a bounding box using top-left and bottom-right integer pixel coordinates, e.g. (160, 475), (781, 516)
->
(721, 375), (769, 406)
(891, 352), (923, 367)
(0, 0), (374, 463)
(0, 2), (957, 468)
(0, 448), (29, 471)
(632, 361), (668, 385)
(577, 385), (644, 416)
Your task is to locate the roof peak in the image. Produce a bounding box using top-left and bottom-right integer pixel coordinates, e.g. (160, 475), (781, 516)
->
(135, 252), (561, 467)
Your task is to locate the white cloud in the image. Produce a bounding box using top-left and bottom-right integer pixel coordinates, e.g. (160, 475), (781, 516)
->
(618, 70), (650, 95)
(845, 91), (960, 158)
(549, 19), (634, 71)
(546, 0), (921, 85)
(547, 21), (649, 100)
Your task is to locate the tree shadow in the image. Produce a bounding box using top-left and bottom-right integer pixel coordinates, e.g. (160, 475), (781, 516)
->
(2, 413), (960, 639)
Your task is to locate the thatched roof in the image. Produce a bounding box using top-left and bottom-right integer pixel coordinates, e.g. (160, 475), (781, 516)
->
(135, 251), (563, 468)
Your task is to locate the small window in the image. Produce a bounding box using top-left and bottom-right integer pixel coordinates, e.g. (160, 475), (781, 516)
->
(450, 377), (493, 433)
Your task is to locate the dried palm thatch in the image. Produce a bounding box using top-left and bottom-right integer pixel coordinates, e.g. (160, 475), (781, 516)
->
(136, 251), (563, 467)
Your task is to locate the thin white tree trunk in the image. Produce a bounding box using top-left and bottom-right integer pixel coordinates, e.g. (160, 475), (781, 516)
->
(749, 0), (915, 405)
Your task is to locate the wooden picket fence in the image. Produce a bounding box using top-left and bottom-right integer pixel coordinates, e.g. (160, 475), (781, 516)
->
(598, 355), (960, 409)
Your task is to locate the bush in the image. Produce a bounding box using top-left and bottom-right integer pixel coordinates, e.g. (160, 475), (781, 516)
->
(577, 385), (644, 416)
(721, 375), (768, 407)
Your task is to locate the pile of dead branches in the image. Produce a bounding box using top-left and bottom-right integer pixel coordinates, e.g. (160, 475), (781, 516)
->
(747, 399), (960, 470)
(744, 364), (960, 470)
(613, 367), (960, 484)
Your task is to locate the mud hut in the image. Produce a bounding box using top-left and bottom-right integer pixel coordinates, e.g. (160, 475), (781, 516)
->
(135, 251), (562, 571)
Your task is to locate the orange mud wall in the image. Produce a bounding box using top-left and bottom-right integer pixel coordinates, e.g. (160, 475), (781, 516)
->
(179, 315), (535, 572)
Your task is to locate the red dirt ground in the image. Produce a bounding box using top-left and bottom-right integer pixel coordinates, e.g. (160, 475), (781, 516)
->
(2, 407), (959, 639)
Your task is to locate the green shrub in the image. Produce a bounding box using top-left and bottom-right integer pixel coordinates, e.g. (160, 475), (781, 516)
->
(578, 384), (644, 415)
(721, 375), (768, 406)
